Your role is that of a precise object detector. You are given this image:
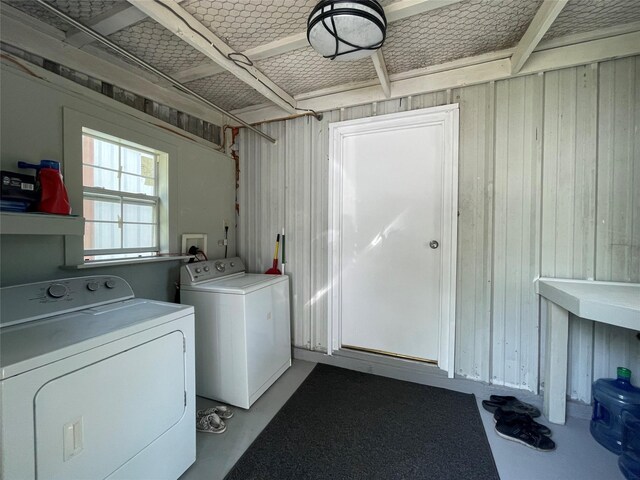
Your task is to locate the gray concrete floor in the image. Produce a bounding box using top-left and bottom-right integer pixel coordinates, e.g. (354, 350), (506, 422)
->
(180, 359), (622, 480)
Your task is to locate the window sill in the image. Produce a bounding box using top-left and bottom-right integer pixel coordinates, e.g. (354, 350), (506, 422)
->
(64, 254), (193, 269)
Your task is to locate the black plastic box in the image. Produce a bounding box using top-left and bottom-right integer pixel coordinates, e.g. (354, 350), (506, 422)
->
(1, 170), (37, 202)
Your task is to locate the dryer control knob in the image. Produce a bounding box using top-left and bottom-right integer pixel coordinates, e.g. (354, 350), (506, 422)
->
(87, 281), (99, 292)
(230, 262), (235, 267)
(47, 283), (68, 298)
(195, 267), (202, 274)
(105, 279), (116, 289)
(215, 261), (225, 272)
(203, 266), (210, 272)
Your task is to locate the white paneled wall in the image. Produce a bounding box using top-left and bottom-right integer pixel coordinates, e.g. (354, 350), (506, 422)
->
(238, 56), (640, 400)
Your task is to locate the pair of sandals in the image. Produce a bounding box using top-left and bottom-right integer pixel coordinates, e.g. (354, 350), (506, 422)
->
(482, 395), (555, 451)
(196, 405), (234, 434)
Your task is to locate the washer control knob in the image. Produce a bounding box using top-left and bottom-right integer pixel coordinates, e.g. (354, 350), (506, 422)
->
(203, 266), (210, 272)
(215, 261), (225, 272)
(47, 283), (68, 298)
(230, 262), (235, 267)
(87, 281), (99, 292)
(104, 279), (116, 289)
(195, 267), (202, 274)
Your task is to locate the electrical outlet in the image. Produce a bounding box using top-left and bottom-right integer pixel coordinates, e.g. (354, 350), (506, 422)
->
(223, 219), (229, 229)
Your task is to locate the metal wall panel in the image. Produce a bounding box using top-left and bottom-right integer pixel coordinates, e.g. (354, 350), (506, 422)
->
(452, 83), (494, 383)
(238, 56), (640, 396)
(592, 56), (640, 392)
(491, 75), (543, 391)
(541, 65), (598, 402)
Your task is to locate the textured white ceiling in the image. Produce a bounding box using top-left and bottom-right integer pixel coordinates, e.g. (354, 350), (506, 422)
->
(181, 0), (397, 53)
(4, 0), (640, 113)
(257, 46), (378, 96)
(184, 71), (269, 111)
(543, 0), (640, 41)
(382, 0), (543, 75)
(4, 0), (121, 32)
(106, 19), (208, 74)
(181, 0), (317, 53)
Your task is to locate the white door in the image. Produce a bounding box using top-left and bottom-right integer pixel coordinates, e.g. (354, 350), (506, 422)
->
(330, 106), (458, 370)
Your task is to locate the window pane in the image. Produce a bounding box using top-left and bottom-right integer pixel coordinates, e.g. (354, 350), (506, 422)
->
(123, 202), (155, 223)
(123, 223), (157, 249)
(84, 165), (119, 190)
(121, 173), (155, 195)
(84, 221), (121, 250)
(85, 137), (119, 169)
(84, 198), (120, 222)
(82, 130), (164, 259)
(122, 148), (155, 178)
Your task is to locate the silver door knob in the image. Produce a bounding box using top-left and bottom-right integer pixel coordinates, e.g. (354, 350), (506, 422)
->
(429, 240), (439, 249)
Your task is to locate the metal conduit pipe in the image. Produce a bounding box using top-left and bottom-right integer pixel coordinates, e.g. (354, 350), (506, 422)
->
(34, 0), (277, 144)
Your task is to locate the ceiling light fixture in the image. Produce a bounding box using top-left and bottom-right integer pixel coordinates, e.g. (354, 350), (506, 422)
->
(307, 0), (387, 61)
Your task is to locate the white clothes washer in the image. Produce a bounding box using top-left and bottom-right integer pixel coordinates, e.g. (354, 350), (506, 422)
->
(0, 275), (196, 480)
(180, 257), (291, 409)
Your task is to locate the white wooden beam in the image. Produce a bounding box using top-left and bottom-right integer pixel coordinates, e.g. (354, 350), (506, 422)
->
(65, 3), (148, 47)
(171, 0), (465, 84)
(128, 0), (297, 114)
(511, 0), (568, 74)
(0, 5), (224, 126)
(232, 31), (640, 124)
(64, 0), (186, 48)
(173, 17), (640, 86)
(535, 21), (640, 51)
(371, 50), (391, 98)
(384, 0), (463, 22)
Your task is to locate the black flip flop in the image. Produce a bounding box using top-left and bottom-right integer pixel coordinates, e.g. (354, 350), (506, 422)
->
(495, 420), (556, 451)
(482, 396), (541, 418)
(493, 407), (551, 436)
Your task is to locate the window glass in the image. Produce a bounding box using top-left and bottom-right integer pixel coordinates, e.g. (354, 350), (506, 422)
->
(123, 224), (156, 249)
(83, 198), (119, 222)
(82, 129), (163, 261)
(121, 173), (155, 196)
(123, 203), (155, 223)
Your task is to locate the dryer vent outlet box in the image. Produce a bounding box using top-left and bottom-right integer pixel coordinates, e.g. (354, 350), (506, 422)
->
(182, 234), (207, 255)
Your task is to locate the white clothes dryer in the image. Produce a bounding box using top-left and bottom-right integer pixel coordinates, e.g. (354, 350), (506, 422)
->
(180, 257), (291, 409)
(0, 276), (196, 480)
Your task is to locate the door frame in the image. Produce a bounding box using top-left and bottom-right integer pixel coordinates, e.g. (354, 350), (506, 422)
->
(327, 105), (459, 377)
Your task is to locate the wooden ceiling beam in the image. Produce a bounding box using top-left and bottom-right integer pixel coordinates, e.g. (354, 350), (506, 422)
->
(384, 0), (463, 22)
(171, 0), (465, 84)
(511, 0), (568, 74)
(232, 31), (640, 124)
(371, 50), (391, 98)
(0, 5), (224, 126)
(128, 0), (297, 114)
(65, 0), (186, 48)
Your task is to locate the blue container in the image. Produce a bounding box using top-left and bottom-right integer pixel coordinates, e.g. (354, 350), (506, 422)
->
(619, 410), (640, 480)
(18, 160), (60, 171)
(591, 367), (640, 455)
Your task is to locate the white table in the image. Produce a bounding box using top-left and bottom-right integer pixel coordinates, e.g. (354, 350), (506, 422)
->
(536, 278), (640, 424)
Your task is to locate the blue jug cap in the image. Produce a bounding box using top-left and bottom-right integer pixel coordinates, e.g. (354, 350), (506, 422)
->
(40, 160), (60, 170)
(617, 367), (631, 380)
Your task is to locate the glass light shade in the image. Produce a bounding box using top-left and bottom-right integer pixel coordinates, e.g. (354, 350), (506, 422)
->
(307, 1), (387, 61)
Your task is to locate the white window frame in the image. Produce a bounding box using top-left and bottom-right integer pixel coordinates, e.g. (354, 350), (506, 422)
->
(82, 128), (165, 261)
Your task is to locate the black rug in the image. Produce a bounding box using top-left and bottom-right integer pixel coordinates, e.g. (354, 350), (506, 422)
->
(225, 364), (499, 480)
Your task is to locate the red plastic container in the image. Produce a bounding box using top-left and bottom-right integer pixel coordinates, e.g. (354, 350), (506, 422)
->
(37, 167), (71, 215)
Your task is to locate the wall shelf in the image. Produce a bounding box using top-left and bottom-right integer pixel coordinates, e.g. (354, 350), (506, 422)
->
(0, 211), (84, 236)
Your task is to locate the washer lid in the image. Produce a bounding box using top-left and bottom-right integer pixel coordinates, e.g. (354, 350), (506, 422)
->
(0, 299), (193, 380)
(181, 273), (288, 294)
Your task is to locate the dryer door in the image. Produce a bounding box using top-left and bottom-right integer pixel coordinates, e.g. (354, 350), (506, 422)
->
(34, 331), (186, 480)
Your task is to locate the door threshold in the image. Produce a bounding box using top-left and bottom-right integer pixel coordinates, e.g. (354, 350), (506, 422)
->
(341, 344), (438, 365)
(333, 347), (445, 378)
